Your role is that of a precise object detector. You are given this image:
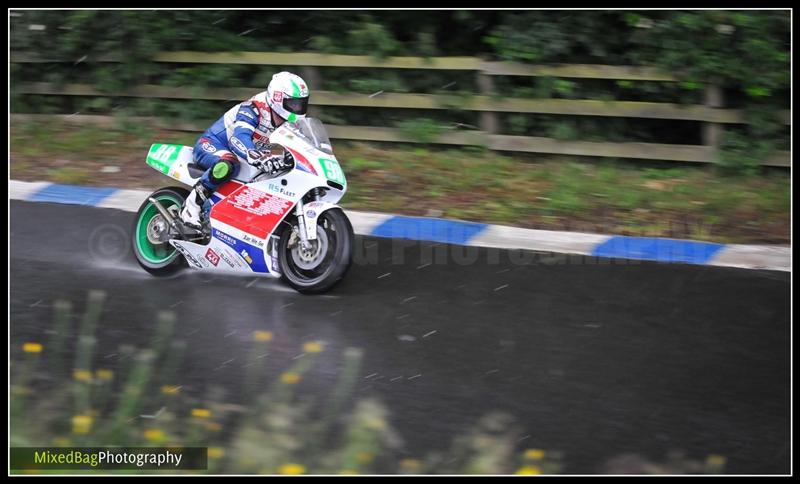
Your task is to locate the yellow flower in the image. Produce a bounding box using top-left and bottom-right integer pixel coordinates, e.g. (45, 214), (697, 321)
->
(72, 415), (93, 434)
(52, 437), (72, 447)
(356, 452), (374, 464)
(23, 342), (43, 353)
(339, 469), (359, 475)
(254, 330), (273, 342)
(144, 429), (166, 443)
(364, 415), (387, 430)
(161, 385), (181, 395)
(524, 448), (546, 460)
(516, 465), (542, 475)
(191, 408), (211, 419)
(303, 341), (324, 353)
(208, 447), (225, 459)
(73, 369), (92, 382)
(205, 422), (222, 432)
(95, 369), (114, 381)
(279, 463), (306, 475)
(281, 372), (301, 385)
(400, 459), (422, 473)
(706, 454), (727, 467)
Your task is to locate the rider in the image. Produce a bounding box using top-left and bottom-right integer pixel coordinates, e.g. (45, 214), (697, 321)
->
(180, 71), (311, 226)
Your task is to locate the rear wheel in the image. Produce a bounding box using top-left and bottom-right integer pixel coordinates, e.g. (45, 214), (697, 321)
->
(278, 208), (354, 294)
(131, 187), (190, 276)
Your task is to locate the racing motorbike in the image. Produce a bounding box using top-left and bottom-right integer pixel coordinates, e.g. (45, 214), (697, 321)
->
(131, 117), (353, 294)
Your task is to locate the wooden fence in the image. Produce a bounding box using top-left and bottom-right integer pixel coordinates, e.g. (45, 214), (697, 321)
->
(10, 51), (791, 167)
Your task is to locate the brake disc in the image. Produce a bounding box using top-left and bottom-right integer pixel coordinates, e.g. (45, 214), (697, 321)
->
(146, 214), (171, 244)
(291, 227), (329, 270)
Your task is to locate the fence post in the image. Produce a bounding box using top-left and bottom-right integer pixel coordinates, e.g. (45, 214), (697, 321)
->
(703, 83), (723, 159)
(477, 65), (498, 140)
(301, 66), (322, 118)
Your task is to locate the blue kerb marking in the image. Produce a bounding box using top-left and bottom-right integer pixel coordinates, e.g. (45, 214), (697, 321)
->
(27, 184), (117, 206)
(591, 236), (725, 265)
(371, 216), (487, 245)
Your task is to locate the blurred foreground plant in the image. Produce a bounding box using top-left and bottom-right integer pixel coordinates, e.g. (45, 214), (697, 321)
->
(11, 290), (727, 475)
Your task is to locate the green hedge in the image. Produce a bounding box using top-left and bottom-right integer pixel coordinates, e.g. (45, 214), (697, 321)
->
(10, 10), (790, 174)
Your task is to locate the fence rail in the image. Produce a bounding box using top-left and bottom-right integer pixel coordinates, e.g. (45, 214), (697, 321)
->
(10, 51), (791, 167)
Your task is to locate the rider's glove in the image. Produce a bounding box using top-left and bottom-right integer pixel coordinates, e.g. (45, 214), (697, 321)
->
(247, 149), (269, 166)
(262, 154), (290, 174)
(248, 149), (293, 175)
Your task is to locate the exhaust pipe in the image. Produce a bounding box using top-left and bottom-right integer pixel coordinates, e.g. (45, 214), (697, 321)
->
(148, 197), (186, 238)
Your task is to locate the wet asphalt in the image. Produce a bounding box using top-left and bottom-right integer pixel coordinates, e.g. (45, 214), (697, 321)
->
(10, 200), (791, 473)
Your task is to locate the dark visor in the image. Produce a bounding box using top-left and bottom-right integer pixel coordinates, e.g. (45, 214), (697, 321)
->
(283, 96), (309, 115)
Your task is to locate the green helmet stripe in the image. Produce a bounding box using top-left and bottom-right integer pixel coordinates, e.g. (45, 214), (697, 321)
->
(289, 79), (301, 97)
(287, 112), (297, 123)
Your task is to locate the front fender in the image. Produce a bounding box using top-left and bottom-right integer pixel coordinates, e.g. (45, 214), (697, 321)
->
(301, 201), (344, 241)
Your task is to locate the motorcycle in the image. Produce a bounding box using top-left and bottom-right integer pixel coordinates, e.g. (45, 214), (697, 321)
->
(131, 117), (354, 294)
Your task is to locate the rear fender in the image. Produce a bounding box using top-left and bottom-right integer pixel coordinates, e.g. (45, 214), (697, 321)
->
(146, 143), (197, 186)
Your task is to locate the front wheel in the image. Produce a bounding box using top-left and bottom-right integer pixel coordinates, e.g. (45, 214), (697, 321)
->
(278, 208), (354, 294)
(131, 187), (190, 276)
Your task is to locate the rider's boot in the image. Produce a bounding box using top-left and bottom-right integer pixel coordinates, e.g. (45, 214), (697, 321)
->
(180, 182), (212, 228)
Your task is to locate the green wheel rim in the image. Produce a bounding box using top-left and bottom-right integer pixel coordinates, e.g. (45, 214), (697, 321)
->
(135, 195), (182, 264)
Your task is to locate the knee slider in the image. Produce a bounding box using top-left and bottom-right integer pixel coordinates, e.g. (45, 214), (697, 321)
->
(210, 159), (236, 184)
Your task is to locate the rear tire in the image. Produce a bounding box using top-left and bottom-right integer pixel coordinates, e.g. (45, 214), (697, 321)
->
(131, 187), (190, 276)
(278, 208), (354, 294)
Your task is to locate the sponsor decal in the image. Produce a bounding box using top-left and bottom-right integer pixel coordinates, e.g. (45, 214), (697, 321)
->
(267, 182), (296, 198)
(205, 248), (220, 266)
(241, 232), (266, 248)
(240, 109), (256, 120)
(217, 247), (241, 268)
(146, 144), (181, 174)
(174, 244), (203, 269)
(170, 170), (181, 180)
(213, 229), (238, 248)
(209, 229), (268, 272)
(319, 158), (345, 185)
(306, 210), (317, 219)
(231, 188), (290, 217)
(202, 141), (217, 153)
(254, 132), (270, 145)
(210, 186), (293, 239)
(272, 91), (283, 103)
(230, 137), (247, 155)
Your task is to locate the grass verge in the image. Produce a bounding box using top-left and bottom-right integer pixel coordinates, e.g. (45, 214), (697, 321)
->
(10, 118), (790, 244)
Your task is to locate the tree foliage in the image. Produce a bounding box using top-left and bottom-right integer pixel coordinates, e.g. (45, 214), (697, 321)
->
(11, 9), (789, 174)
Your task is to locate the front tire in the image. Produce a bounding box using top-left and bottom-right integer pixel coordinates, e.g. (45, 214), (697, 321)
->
(278, 208), (354, 294)
(131, 187), (190, 276)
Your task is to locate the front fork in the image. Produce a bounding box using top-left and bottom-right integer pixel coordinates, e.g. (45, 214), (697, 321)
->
(293, 198), (320, 251)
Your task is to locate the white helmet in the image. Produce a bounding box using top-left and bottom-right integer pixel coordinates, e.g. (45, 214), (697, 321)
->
(267, 71), (310, 123)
